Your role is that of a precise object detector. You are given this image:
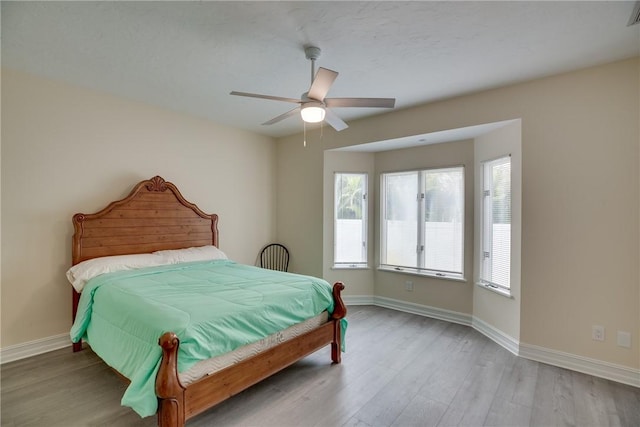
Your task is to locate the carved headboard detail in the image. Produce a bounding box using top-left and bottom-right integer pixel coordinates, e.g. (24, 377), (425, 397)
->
(72, 176), (218, 265)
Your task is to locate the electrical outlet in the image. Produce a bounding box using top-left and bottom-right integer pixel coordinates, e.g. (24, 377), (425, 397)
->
(592, 325), (605, 341)
(404, 281), (413, 291)
(617, 331), (631, 348)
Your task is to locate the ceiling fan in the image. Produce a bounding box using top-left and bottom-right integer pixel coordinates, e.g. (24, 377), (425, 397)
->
(230, 46), (396, 132)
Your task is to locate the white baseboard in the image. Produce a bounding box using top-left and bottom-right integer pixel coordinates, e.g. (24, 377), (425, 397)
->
(1, 333), (70, 364)
(343, 295), (375, 305)
(373, 296), (472, 327)
(472, 316), (520, 356)
(348, 296), (639, 388)
(519, 342), (640, 388)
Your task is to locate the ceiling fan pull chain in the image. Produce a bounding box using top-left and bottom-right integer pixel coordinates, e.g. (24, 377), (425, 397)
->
(303, 121), (307, 147)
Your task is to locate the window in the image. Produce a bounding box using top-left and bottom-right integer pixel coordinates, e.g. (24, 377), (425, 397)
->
(480, 156), (511, 290)
(334, 173), (367, 268)
(380, 166), (464, 279)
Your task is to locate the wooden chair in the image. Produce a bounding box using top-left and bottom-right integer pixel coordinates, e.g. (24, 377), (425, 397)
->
(259, 243), (290, 272)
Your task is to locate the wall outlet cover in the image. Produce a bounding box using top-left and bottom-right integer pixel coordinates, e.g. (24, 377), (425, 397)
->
(592, 325), (605, 341)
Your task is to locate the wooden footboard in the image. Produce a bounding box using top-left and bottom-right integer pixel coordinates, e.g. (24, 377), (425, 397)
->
(156, 282), (347, 427)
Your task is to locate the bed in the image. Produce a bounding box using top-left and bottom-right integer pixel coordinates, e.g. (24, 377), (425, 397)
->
(69, 175), (347, 427)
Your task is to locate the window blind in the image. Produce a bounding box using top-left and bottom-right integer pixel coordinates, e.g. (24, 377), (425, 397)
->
(481, 156), (511, 289)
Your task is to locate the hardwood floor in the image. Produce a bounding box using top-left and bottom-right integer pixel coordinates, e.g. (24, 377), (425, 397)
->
(2, 305), (639, 426)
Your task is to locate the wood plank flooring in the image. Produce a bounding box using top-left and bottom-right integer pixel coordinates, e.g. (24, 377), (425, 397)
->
(2, 306), (638, 426)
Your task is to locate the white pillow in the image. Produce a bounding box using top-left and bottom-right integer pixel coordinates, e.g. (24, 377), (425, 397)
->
(67, 253), (165, 293)
(153, 245), (228, 264)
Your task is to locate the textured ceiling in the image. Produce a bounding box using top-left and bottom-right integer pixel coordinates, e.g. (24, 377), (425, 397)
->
(2, 1), (639, 138)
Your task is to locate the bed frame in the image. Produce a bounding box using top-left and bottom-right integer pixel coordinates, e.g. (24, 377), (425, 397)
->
(70, 175), (347, 427)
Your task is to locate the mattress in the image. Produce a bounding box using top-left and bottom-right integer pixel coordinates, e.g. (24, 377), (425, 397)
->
(179, 311), (328, 385)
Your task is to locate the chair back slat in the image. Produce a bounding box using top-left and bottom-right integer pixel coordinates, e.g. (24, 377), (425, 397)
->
(260, 243), (289, 272)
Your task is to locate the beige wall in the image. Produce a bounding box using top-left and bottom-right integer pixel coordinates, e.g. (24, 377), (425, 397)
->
(1, 69), (277, 348)
(277, 58), (639, 369)
(473, 120), (522, 340)
(275, 133), (326, 277)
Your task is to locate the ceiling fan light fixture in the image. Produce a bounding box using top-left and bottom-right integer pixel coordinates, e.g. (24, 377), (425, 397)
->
(300, 103), (326, 123)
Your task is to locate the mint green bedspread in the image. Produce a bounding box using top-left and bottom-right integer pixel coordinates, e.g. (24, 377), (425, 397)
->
(70, 260), (345, 417)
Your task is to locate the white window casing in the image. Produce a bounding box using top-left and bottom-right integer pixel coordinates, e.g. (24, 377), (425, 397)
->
(380, 166), (464, 280)
(334, 172), (368, 268)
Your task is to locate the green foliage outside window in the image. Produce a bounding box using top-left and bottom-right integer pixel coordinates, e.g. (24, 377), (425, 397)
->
(336, 174), (364, 219)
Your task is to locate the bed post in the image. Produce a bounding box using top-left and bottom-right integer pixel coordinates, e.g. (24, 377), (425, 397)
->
(330, 282), (347, 364)
(71, 213), (85, 353)
(72, 289), (83, 352)
(157, 332), (186, 427)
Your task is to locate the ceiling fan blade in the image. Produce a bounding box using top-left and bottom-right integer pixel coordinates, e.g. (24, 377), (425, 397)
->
(323, 108), (349, 132)
(230, 91), (300, 104)
(307, 67), (338, 101)
(325, 97), (396, 108)
(262, 107), (300, 125)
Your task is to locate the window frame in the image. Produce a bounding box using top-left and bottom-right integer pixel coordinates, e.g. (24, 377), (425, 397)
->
(379, 165), (465, 280)
(333, 172), (368, 269)
(479, 155), (511, 293)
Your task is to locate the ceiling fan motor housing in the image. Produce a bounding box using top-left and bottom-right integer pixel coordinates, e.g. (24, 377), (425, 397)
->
(304, 46), (322, 61)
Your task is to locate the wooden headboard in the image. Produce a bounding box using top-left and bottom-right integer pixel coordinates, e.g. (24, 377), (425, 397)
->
(72, 175), (218, 265)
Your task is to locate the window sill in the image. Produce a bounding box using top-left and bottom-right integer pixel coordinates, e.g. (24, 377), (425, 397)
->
(332, 265), (370, 270)
(378, 266), (466, 283)
(476, 282), (513, 299)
